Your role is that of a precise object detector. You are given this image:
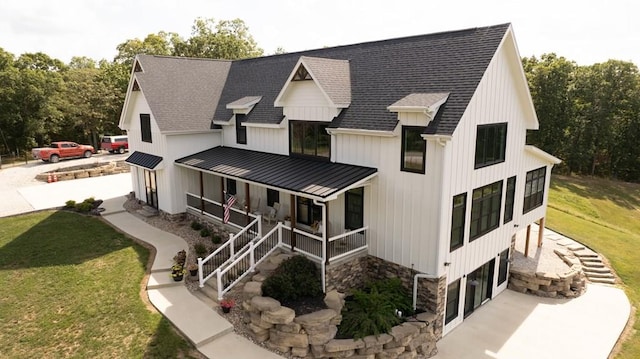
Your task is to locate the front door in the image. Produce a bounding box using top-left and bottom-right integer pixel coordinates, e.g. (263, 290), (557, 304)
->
(144, 169), (158, 209)
(464, 259), (495, 317)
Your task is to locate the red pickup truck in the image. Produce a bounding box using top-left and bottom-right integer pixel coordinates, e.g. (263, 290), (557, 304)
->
(32, 141), (96, 163)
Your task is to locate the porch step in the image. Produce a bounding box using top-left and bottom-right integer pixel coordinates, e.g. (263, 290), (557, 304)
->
(581, 261), (605, 269)
(566, 244), (585, 251)
(580, 256), (603, 263)
(585, 272), (615, 279)
(200, 282), (219, 301)
(137, 206), (159, 218)
(147, 270), (184, 289)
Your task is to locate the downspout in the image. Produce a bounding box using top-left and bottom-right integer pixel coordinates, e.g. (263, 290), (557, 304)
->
(313, 198), (327, 293)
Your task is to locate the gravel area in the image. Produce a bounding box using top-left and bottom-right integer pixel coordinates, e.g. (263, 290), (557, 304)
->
(511, 227), (572, 274)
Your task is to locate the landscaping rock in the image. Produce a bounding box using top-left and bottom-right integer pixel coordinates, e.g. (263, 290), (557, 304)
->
(295, 309), (338, 326)
(269, 328), (309, 348)
(243, 281), (263, 298)
(251, 296), (281, 312)
(262, 306), (295, 324)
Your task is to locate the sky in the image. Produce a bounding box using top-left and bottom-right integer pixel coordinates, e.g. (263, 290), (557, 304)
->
(1, 0), (638, 66)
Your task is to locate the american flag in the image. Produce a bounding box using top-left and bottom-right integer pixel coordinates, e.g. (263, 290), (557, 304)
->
(223, 193), (236, 224)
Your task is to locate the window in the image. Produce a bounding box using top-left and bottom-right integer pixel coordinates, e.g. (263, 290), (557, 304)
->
(296, 197), (321, 226)
(504, 176), (516, 223)
(445, 279), (461, 324)
(226, 178), (237, 195)
(475, 123), (507, 168)
(523, 167), (546, 213)
(236, 114), (247, 145)
(470, 180), (503, 240)
(498, 248), (509, 285)
(293, 65), (312, 81)
(140, 114), (152, 143)
(345, 187), (364, 230)
(401, 126), (426, 173)
(450, 193), (467, 251)
(267, 188), (279, 207)
(290, 121), (330, 160)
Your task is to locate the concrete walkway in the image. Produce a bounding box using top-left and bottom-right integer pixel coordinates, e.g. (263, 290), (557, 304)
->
(101, 196), (284, 359)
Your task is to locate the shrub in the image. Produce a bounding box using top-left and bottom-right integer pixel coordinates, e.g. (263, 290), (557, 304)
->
(261, 256), (322, 302)
(83, 197), (96, 205)
(65, 200), (76, 208)
(211, 235), (222, 244)
(191, 221), (203, 230)
(75, 201), (93, 213)
(200, 228), (211, 237)
(194, 243), (207, 258)
(336, 278), (412, 339)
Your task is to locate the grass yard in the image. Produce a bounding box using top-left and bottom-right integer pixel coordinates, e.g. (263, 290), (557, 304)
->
(547, 175), (640, 359)
(0, 211), (201, 359)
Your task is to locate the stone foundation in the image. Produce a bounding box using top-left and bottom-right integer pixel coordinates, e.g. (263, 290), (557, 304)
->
(326, 255), (446, 340)
(243, 290), (439, 358)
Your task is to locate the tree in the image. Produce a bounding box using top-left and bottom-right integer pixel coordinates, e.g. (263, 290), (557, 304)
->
(522, 54), (576, 168)
(114, 31), (176, 66)
(171, 18), (263, 59)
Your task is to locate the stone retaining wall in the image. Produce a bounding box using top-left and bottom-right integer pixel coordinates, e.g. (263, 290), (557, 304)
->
(325, 255), (447, 340)
(508, 249), (586, 298)
(243, 291), (439, 358)
(36, 161), (129, 182)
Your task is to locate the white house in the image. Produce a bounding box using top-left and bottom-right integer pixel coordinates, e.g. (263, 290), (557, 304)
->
(119, 23), (560, 337)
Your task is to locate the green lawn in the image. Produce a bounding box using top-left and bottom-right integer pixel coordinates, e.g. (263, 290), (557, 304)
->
(0, 211), (200, 359)
(547, 175), (640, 359)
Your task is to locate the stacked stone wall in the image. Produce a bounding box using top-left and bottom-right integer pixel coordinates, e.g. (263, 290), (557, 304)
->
(36, 161), (130, 182)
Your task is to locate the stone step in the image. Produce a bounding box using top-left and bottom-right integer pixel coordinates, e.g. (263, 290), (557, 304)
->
(588, 277), (616, 285)
(583, 266), (611, 274)
(137, 206), (159, 218)
(566, 244), (585, 251)
(585, 272), (615, 279)
(581, 262), (605, 269)
(200, 282), (219, 301)
(580, 256), (602, 263)
(573, 249), (599, 258)
(147, 271), (184, 289)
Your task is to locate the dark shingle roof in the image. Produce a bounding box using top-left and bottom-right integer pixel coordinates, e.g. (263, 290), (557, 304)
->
(213, 23), (510, 135)
(135, 55), (231, 132)
(175, 147), (377, 199)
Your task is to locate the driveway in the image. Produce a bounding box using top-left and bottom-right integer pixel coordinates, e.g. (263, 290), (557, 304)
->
(0, 153), (131, 217)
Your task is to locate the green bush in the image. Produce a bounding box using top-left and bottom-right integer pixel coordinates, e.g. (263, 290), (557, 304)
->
(191, 221), (203, 230)
(83, 197), (95, 205)
(194, 243), (207, 258)
(261, 256), (322, 302)
(211, 235), (222, 244)
(75, 201), (93, 213)
(65, 200), (76, 208)
(336, 278), (412, 339)
(199, 228), (211, 237)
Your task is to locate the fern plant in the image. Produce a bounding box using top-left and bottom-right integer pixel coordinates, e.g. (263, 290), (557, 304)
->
(337, 287), (402, 339)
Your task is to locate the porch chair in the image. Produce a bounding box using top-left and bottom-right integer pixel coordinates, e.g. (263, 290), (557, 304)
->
(264, 202), (280, 224)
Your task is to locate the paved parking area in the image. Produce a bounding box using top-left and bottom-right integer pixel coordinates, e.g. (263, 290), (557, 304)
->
(0, 153), (130, 217)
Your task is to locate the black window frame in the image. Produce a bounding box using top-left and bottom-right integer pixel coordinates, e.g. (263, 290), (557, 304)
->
(470, 180), (503, 241)
(498, 248), (509, 285)
(445, 279), (461, 325)
(345, 187), (364, 230)
(289, 121), (330, 161)
(140, 114), (152, 143)
(226, 178), (237, 196)
(236, 114), (247, 145)
(401, 126), (426, 174)
(450, 193), (467, 252)
(474, 123), (507, 169)
(296, 197), (322, 226)
(504, 176), (516, 223)
(267, 188), (279, 207)
(523, 167), (547, 213)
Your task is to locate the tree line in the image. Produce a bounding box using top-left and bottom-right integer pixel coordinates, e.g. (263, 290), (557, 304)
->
(0, 18), (263, 157)
(1, 21), (639, 182)
(523, 54), (640, 182)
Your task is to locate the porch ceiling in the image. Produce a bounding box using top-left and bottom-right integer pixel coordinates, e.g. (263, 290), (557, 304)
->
(175, 146), (377, 200)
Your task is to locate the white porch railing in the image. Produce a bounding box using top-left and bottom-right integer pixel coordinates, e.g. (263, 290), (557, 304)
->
(188, 193), (369, 298)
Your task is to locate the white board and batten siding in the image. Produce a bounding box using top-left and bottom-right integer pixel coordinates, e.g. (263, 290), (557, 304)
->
(334, 111), (442, 275)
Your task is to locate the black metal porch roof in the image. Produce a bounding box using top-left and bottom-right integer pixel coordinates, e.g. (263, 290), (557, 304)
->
(125, 151), (163, 170)
(175, 146), (377, 199)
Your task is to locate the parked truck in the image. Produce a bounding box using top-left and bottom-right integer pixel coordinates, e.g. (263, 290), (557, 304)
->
(32, 141), (95, 163)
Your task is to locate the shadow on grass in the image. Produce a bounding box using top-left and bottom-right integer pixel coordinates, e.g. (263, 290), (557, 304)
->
(551, 174), (640, 211)
(0, 210), (148, 270)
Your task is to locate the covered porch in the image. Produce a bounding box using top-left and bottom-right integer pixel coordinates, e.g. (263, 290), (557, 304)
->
(175, 146), (377, 295)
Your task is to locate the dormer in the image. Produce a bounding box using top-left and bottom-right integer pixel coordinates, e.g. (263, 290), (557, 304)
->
(274, 56), (351, 122)
(387, 92), (450, 125)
